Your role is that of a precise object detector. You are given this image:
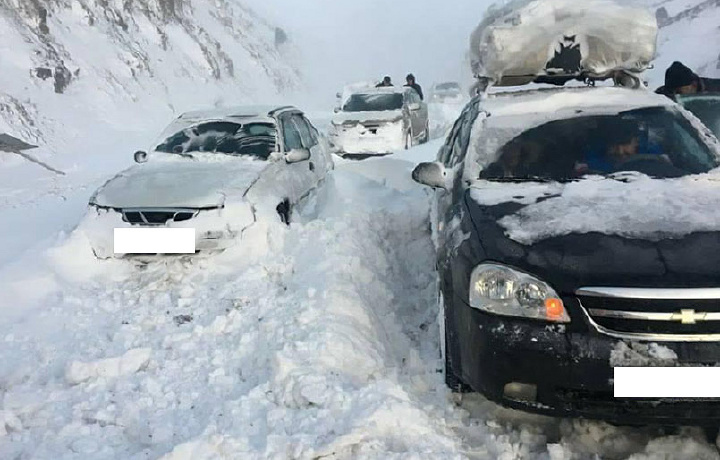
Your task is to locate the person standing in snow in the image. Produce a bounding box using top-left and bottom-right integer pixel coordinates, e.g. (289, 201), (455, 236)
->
(655, 61), (720, 99)
(404, 74), (424, 100)
(376, 76), (393, 87)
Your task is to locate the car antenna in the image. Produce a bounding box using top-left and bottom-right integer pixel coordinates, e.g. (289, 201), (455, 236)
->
(0, 133), (65, 175)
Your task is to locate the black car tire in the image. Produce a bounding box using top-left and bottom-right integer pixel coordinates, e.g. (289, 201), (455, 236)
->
(440, 289), (472, 393)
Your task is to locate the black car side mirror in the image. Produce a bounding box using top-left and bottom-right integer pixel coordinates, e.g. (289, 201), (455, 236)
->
(134, 150), (148, 163)
(285, 148), (311, 164)
(412, 162), (449, 189)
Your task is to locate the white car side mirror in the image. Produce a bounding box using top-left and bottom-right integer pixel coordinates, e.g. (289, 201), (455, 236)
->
(134, 150), (148, 163)
(285, 148), (311, 164)
(409, 103), (421, 111)
(412, 162), (449, 189)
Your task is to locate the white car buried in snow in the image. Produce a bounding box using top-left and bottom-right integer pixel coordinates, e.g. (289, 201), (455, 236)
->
(81, 105), (333, 259)
(329, 87), (429, 157)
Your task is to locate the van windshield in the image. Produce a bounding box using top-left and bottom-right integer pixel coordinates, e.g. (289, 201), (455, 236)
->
(479, 107), (718, 181)
(342, 93), (404, 112)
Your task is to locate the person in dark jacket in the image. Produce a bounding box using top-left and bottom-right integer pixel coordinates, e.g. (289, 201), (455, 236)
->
(656, 61), (720, 99)
(404, 74), (424, 100)
(376, 76), (393, 87)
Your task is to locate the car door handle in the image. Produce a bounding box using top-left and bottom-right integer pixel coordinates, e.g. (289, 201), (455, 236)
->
(309, 162), (315, 172)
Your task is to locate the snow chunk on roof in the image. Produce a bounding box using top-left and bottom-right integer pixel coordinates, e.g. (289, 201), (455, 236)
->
(470, 0), (658, 85)
(470, 171), (720, 244)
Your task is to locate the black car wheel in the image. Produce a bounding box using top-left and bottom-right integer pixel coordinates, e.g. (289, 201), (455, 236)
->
(440, 289), (472, 393)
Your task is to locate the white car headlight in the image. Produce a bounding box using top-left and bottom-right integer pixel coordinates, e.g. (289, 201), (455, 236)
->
(469, 263), (570, 323)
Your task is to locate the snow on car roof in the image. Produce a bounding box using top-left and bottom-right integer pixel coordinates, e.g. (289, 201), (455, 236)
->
(481, 87), (674, 119)
(177, 105), (294, 122)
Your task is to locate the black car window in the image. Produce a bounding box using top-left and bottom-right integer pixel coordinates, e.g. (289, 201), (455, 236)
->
(292, 114), (317, 148)
(155, 121), (277, 159)
(448, 99), (482, 168)
(282, 116), (303, 151)
(479, 107), (718, 181)
(679, 95), (720, 139)
(342, 93), (403, 112)
(439, 100), (480, 167)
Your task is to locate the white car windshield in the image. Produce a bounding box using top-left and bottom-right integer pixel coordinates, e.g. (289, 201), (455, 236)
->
(342, 93), (403, 112)
(155, 121), (277, 159)
(478, 107), (718, 181)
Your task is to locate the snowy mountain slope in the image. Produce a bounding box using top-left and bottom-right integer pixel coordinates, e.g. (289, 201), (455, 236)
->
(0, 0), (299, 145)
(647, 0), (720, 84)
(0, 0), (300, 265)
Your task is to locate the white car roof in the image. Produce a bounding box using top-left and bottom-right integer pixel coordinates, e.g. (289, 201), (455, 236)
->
(481, 87), (675, 119)
(177, 105), (295, 122)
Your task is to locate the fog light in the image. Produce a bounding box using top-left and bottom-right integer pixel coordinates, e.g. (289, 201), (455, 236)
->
(503, 382), (538, 403)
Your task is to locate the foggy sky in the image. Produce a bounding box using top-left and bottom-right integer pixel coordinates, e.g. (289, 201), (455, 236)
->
(244, 0), (494, 100)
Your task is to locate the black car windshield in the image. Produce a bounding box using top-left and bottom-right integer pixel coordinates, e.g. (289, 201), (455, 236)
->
(342, 93), (403, 112)
(155, 121), (277, 159)
(479, 107), (719, 181)
(679, 94), (720, 139)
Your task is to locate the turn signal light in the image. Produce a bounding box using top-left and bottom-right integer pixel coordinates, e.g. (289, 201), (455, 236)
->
(545, 298), (565, 320)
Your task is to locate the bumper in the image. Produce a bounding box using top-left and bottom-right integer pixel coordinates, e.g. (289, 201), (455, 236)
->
(81, 206), (253, 259)
(455, 295), (720, 425)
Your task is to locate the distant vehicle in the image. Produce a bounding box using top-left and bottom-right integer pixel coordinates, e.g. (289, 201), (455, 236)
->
(83, 105), (333, 259)
(677, 93), (720, 139)
(430, 82), (464, 103)
(329, 86), (429, 157)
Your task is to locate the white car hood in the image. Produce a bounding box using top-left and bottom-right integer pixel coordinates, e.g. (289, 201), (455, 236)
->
(92, 157), (268, 208)
(333, 110), (404, 124)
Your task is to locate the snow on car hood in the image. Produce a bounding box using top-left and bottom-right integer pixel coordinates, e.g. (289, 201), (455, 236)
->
(332, 110), (404, 124)
(91, 156), (268, 208)
(469, 172), (720, 244)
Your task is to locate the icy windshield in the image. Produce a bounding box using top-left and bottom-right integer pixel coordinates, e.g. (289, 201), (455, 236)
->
(478, 107), (718, 181)
(679, 95), (720, 139)
(155, 121), (277, 159)
(342, 93), (403, 112)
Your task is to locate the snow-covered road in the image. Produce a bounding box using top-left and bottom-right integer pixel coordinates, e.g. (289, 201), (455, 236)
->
(2, 137), (720, 459)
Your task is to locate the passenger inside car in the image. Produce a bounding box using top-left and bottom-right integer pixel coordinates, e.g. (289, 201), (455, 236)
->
(480, 108), (716, 181)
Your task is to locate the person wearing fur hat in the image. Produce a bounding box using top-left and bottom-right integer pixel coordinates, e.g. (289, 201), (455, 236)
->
(655, 61), (720, 99)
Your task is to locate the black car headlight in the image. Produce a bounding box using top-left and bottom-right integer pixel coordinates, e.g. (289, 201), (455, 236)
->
(469, 263), (570, 323)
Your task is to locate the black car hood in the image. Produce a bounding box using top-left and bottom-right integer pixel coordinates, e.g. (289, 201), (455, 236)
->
(464, 181), (720, 294)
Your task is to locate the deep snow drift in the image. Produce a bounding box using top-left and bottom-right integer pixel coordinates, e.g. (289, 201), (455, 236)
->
(2, 141), (720, 459)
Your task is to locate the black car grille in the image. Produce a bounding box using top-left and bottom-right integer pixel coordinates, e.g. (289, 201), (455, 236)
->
(578, 295), (720, 338)
(122, 209), (198, 225)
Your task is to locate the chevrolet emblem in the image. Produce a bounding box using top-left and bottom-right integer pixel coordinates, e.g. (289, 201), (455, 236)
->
(671, 309), (708, 325)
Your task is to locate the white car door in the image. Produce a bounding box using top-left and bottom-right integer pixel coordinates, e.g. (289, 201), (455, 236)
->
(294, 114), (329, 181)
(280, 112), (317, 202)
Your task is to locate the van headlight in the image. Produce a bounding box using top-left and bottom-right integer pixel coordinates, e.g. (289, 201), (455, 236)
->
(469, 263), (570, 323)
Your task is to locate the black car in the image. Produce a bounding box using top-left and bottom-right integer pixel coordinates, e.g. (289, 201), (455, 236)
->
(413, 85), (720, 426)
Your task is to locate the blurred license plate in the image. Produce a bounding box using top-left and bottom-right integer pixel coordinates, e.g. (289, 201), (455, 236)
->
(114, 228), (195, 254)
(614, 367), (720, 398)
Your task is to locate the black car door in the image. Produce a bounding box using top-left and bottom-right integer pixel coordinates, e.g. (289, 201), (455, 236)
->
(435, 98), (483, 277)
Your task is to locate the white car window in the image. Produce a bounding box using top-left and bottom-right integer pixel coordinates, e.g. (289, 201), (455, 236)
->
(292, 114), (317, 148)
(282, 116), (303, 151)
